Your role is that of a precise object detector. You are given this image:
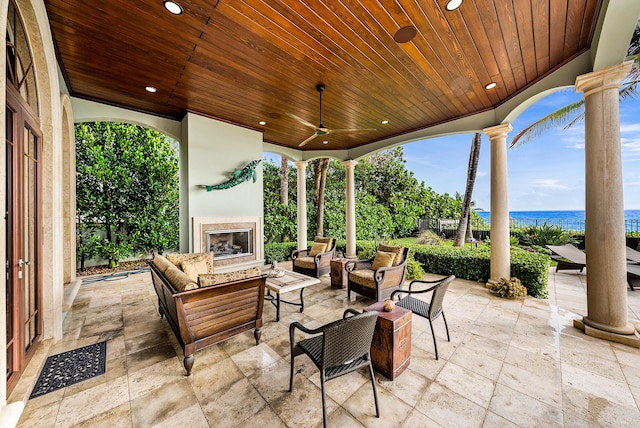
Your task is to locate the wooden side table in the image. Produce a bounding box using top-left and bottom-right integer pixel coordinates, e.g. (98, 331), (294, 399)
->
(330, 258), (349, 289)
(364, 301), (411, 380)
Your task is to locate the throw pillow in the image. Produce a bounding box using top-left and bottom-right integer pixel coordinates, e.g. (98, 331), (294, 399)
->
(199, 267), (262, 287)
(181, 257), (209, 282)
(164, 265), (199, 292)
(371, 251), (397, 271)
(378, 244), (404, 266)
(166, 252), (215, 274)
(309, 242), (327, 257)
(152, 254), (173, 274)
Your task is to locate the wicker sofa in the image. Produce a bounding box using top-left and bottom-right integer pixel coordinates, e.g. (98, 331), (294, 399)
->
(148, 252), (266, 375)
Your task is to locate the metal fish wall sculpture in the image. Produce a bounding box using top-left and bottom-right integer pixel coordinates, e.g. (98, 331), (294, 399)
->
(199, 159), (261, 191)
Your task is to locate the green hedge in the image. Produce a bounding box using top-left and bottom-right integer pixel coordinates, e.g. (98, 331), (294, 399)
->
(264, 240), (550, 298)
(264, 242), (298, 264)
(408, 244), (549, 298)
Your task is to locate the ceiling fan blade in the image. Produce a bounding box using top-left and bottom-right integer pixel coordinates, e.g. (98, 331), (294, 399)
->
(298, 133), (319, 147)
(285, 112), (318, 130)
(329, 128), (377, 134)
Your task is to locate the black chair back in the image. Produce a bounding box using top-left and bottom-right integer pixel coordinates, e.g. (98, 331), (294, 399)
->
(322, 311), (377, 369)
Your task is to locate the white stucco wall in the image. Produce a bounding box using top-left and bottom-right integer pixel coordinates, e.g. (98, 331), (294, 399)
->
(180, 113), (264, 252)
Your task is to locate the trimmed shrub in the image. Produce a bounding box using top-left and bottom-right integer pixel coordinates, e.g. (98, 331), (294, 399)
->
(510, 248), (549, 298)
(408, 244), (549, 298)
(516, 223), (574, 246)
(487, 277), (527, 298)
(264, 242), (298, 263)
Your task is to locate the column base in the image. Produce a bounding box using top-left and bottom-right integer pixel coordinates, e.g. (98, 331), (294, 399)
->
(573, 318), (640, 348)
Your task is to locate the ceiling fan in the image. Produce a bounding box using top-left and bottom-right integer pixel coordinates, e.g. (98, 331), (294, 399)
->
(287, 84), (376, 147)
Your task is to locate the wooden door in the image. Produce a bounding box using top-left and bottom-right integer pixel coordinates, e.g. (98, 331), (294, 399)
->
(5, 86), (42, 395)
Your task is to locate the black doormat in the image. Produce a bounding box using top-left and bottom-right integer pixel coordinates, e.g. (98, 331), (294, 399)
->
(29, 341), (107, 399)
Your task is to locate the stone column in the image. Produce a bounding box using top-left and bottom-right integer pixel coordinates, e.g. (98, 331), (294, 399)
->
(295, 161), (308, 250)
(343, 160), (358, 258)
(574, 62), (637, 342)
(483, 123), (512, 281)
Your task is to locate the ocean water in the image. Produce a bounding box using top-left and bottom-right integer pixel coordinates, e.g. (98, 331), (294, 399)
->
(476, 210), (640, 233)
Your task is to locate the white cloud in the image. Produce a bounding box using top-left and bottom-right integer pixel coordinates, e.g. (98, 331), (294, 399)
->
(476, 171), (487, 177)
(622, 137), (640, 152)
(620, 123), (640, 134)
(531, 178), (568, 190)
(568, 143), (585, 149)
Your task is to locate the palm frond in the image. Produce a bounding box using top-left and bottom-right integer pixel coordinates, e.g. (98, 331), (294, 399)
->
(620, 79), (640, 102)
(509, 100), (584, 149)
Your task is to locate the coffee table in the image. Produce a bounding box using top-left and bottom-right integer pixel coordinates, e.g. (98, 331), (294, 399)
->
(263, 269), (320, 321)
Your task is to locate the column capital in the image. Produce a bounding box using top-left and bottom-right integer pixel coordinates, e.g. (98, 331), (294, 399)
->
(482, 123), (512, 139)
(342, 159), (358, 169)
(294, 160), (308, 169)
(575, 61), (633, 96)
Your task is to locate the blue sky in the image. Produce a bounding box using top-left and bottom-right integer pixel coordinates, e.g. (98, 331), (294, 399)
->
(403, 89), (640, 211)
(265, 89), (640, 212)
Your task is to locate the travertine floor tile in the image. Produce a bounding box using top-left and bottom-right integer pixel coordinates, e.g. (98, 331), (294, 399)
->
(488, 383), (563, 427)
(12, 268), (640, 427)
(415, 381), (486, 428)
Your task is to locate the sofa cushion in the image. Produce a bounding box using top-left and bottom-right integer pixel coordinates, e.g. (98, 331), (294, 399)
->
(164, 265), (199, 292)
(349, 269), (377, 289)
(378, 244), (405, 266)
(166, 252), (215, 274)
(153, 254), (173, 274)
(308, 242), (327, 257)
(293, 256), (316, 270)
(199, 267), (262, 287)
(181, 257), (209, 282)
(314, 236), (333, 247)
(371, 251), (397, 270)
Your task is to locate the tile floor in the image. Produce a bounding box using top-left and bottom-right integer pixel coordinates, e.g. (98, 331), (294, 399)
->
(11, 264), (640, 427)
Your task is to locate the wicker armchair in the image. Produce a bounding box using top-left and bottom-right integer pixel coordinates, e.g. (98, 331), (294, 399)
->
(291, 236), (336, 278)
(390, 275), (455, 360)
(289, 309), (379, 428)
(346, 245), (409, 301)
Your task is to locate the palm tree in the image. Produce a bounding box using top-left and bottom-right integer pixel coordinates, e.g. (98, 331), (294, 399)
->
(454, 133), (481, 247)
(279, 156), (291, 242)
(509, 23), (640, 148)
(312, 158), (330, 237)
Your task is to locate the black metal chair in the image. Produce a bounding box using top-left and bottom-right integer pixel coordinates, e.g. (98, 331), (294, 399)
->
(289, 309), (379, 428)
(390, 275), (455, 360)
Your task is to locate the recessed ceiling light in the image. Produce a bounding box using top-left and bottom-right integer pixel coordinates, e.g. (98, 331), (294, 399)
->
(485, 82), (497, 90)
(393, 26), (417, 43)
(381, 120), (389, 125)
(322, 140), (329, 145)
(163, 1), (183, 15)
(145, 86), (157, 93)
(445, 0), (463, 11)
(259, 121), (266, 125)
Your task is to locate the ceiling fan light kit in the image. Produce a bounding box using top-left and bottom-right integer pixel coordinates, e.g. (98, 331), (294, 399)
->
(288, 84), (375, 147)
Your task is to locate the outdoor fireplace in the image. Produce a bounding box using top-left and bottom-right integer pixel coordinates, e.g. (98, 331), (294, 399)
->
(206, 229), (253, 260)
(192, 216), (264, 273)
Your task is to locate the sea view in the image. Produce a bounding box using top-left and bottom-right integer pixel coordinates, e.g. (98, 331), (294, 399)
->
(476, 210), (640, 233)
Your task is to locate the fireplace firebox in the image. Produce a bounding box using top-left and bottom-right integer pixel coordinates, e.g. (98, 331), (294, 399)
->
(192, 216), (264, 273)
(206, 229), (253, 260)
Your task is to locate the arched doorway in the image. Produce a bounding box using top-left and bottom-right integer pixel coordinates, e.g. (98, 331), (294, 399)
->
(5, 0), (42, 395)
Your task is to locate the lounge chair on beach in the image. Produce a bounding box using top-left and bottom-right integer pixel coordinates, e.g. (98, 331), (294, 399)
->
(546, 244), (586, 272)
(627, 246), (640, 291)
(627, 246), (640, 263)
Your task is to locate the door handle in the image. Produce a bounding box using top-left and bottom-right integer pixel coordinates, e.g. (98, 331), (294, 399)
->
(18, 259), (31, 267)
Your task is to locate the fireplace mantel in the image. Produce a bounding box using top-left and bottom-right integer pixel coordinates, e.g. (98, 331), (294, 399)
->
(192, 216), (264, 273)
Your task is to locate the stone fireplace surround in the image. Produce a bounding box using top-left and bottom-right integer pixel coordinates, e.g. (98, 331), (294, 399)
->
(192, 216), (264, 273)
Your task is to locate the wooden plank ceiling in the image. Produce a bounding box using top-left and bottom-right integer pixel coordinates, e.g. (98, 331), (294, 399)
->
(45, 0), (602, 151)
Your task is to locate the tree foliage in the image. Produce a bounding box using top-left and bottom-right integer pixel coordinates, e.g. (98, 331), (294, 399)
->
(263, 146), (469, 243)
(76, 122), (179, 267)
(510, 22), (640, 149)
